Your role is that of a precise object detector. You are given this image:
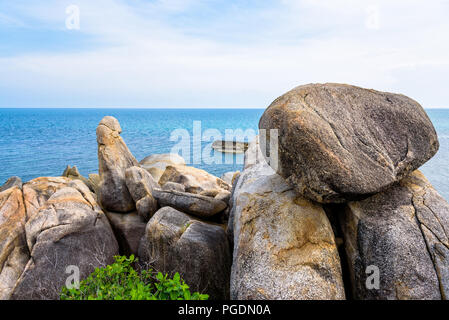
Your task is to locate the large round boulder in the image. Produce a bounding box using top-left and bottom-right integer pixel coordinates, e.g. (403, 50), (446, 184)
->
(259, 83), (439, 203)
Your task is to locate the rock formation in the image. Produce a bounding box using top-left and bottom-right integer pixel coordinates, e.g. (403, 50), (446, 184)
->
(229, 138), (346, 300)
(125, 166), (159, 221)
(338, 170), (449, 299)
(152, 189), (227, 219)
(159, 164), (231, 195)
(97, 116), (138, 212)
(1, 177), (118, 300)
(139, 154), (186, 182)
(259, 83), (439, 203)
(138, 207), (231, 300)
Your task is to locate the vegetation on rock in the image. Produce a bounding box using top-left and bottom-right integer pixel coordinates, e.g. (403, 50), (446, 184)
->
(60, 255), (209, 300)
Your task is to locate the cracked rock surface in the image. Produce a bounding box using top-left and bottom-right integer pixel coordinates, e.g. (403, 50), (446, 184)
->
(229, 137), (345, 300)
(259, 83), (439, 203)
(339, 170), (449, 299)
(97, 116), (138, 212)
(0, 177), (118, 300)
(138, 206), (231, 299)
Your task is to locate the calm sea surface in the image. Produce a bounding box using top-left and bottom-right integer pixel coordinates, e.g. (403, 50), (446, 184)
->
(0, 108), (447, 200)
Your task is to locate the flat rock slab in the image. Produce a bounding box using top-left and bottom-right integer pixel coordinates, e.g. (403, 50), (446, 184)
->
(259, 83), (439, 203)
(153, 189), (227, 219)
(159, 164), (231, 195)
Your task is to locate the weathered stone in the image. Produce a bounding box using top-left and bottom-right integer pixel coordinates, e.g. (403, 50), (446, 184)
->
(229, 139), (345, 300)
(125, 166), (159, 201)
(220, 171), (239, 185)
(0, 186), (27, 299)
(139, 154), (186, 182)
(199, 189), (220, 197)
(153, 189), (227, 219)
(2, 177), (119, 300)
(138, 207), (231, 299)
(259, 83), (439, 203)
(339, 170), (449, 300)
(162, 182), (186, 193)
(61, 165), (89, 187)
(22, 177), (73, 220)
(159, 165), (231, 195)
(135, 195), (158, 222)
(97, 116), (138, 212)
(125, 166), (159, 220)
(105, 211), (146, 257)
(0, 177), (22, 193)
(87, 173), (100, 194)
(214, 190), (231, 204)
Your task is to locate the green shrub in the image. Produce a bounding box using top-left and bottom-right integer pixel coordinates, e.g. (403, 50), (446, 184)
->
(60, 255), (209, 300)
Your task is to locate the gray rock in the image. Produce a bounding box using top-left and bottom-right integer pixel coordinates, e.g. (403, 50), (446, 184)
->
(259, 83), (439, 203)
(0, 177), (22, 193)
(97, 116), (138, 212)
(125, 166), (159, 220)
(214, 190), (231, 204)
(229, 139), (345, 300)
(339, 170), (449, 299)
(2, 178), (119, 300)
(138, 207), (231, 299)
(136, 195), (158, 222)
(220, 171), (239, 185)
(153, 189), (227, 219)
(162, 182), (186, 193)
(105, 211), (146, 257)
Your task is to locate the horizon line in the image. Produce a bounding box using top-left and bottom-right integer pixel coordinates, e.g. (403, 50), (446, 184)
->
(1, 106), (449, 109)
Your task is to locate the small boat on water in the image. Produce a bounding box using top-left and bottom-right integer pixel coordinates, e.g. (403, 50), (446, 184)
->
(212, 140), (249, 154)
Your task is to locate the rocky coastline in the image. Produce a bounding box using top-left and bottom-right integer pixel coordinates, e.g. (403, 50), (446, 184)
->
(1, 83), (448, 300)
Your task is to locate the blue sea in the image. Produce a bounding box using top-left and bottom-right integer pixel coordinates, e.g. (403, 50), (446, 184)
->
(0, 108), (448, 201)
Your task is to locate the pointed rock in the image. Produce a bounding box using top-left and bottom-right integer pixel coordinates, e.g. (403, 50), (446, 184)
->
(97, 116), (138, 212)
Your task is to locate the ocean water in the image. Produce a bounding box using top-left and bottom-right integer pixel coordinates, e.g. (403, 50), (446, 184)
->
(0, 108), (448, 200)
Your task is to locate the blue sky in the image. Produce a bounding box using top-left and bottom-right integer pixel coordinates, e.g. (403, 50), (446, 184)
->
(0, 0), (449, 108)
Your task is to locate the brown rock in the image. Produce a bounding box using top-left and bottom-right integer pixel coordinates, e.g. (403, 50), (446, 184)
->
(159, 165), (231, 195)
(153, 189), (227, 219)
(139, 154), (186, 182)
(229, 138), (345, 300)
(97, 116), (138, 212)
(0, 177), (119, 300)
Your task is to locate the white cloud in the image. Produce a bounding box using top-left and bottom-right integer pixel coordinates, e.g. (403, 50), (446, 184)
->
(0, 0), (448, 107)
